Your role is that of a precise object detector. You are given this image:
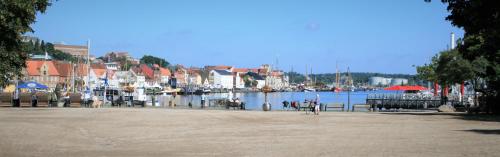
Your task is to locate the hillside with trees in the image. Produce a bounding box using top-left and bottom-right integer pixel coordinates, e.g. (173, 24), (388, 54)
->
(140, 55), (169, 68)
(22, 40), (75, 62)
(286, 72), (416, 85)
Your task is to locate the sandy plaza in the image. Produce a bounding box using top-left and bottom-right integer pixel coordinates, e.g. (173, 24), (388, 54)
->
(0, 108), (499, 157)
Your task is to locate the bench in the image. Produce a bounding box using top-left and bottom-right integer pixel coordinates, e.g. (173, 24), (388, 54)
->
(226, 101), (246, 110)
(296, 102), (314, 114)
(19, 94), (32, 107)
(0, 93), (12, 107)
(35, 92), (50, 107)
(69, 93), (82, 108)
(352, 104), (371, 112)
(324, 103), (344, 111)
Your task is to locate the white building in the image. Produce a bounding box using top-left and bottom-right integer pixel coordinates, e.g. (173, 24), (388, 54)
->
(234, 73), (245, 89)
(104, 62), (119, 71)
(210, 70), (234, 89)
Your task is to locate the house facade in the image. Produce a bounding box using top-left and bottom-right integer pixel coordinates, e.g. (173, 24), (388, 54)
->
(24, 60), (60, 89)
(210, 70), (234, 89)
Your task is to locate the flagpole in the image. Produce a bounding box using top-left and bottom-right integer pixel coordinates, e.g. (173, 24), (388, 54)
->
(87, 39), (91, 107)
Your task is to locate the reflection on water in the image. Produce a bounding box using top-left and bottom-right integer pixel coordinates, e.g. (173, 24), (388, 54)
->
(148, 91), (398, 111)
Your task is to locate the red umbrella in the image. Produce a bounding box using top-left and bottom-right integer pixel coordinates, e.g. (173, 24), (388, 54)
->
(384, 85), (406, 91)
(384, 85), (428, 91)
(404, 85), (428, 91)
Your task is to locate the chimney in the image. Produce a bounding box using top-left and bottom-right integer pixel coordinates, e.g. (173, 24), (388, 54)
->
(450, 32), (456, 50)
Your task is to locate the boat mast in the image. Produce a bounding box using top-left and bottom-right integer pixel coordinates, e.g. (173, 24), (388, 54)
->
(87, 40), (90, 93)
(305, 64), (308, 87)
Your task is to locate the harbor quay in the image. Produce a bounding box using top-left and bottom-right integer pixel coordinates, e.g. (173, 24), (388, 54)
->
(0, 108), (499, 157)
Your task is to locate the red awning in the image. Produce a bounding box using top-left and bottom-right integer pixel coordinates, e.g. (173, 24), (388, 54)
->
(384, 85), (428, 91)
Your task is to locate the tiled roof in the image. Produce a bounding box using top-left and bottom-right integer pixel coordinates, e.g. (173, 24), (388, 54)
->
(205, 65), (233, 71)
(91, 64), (106, 69)
(54, 62), (72, 77)
(213, 70), (232, 75)
(93, 69), (106, 77)
(140, 64), (154, 79)
(75, 64), (88, 76)
(26, 60), (60, 76)
(159, 67), (171, 76)
(232, 68), (249, 73)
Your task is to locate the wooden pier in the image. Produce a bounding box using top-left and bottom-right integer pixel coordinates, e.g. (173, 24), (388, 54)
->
(366, 93), (464, 111)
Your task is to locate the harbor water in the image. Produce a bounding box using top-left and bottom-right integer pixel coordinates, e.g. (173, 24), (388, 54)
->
(148, 91), (399, 111)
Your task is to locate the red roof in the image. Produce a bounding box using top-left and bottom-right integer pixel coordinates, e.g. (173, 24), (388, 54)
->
(93, 69), (106, 77)
(26, 60), (60, 76)
(75, 64), (88, 76)
(384, 85), (428, 91)
(159, 67), (171, 76)
(54, 62), (72, 77)
(140, 64), (154, 79)
(91, 64), (106, 69)
(232, 68), (248, 73)
(205, 65), (233, 71)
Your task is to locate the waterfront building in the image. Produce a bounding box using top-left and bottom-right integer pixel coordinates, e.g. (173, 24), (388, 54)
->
(159, 67), (171, 85)
(174, 66), (188, 87)
(246, 72), (266, 89)
(187, 68), (202, 86)
(24, 60), (60, 89)
(89, 68), (107, 89)
(209, 70), (234, 89)
(232, 68), (248, 89)
(267, 70), (288, 90)
(112, 70), (136, 86)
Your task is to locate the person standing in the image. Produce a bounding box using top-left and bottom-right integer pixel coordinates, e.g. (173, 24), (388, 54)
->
(201, 93), (206, 108)
(12, 88), (19, 107)
(314, 94), (320, 115)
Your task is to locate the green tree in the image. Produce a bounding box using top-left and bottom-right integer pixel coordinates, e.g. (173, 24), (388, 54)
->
(435, 50), (474, 86)
(425, 0), (500, 113)
(251, 80), (259, 88)
(416, 54), (438, 83)
(115, 56), (132, 71)
(140, 55), (169, 68)
(0, 0), (50, 87)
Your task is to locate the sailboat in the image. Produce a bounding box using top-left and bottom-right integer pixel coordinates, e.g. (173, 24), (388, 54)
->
(303, 64), (316, 92)
(333, 63), (342, 92)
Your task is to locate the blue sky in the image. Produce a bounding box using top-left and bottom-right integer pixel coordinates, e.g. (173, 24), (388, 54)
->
(28, 0), (463, 74)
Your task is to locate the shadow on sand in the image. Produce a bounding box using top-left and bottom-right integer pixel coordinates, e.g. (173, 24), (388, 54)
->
(379, 112), (500, 122)
(460, 129), (500, 135)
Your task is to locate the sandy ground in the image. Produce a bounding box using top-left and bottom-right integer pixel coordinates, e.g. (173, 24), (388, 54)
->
(0, 108), (499, 157)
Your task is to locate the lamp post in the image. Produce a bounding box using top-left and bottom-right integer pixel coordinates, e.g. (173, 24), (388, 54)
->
(262, 85), (272, 111)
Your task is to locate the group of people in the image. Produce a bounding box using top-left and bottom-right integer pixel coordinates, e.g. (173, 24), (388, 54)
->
(282, 94), (321, 115)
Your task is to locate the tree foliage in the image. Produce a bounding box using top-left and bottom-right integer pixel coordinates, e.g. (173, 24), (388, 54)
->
(0, 0), (50, 87)
(21, 40), (75, 62)
(435, 49), (474, 86)
(287, 71), (416, 85)
(140, 55), (169, 68)
(424, 0), (500, 113)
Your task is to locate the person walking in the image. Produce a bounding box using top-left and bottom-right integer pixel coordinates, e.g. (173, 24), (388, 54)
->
(314, 94), (320, 115)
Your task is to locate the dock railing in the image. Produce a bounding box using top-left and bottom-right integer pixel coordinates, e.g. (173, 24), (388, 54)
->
(366, 93), (464, 111)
